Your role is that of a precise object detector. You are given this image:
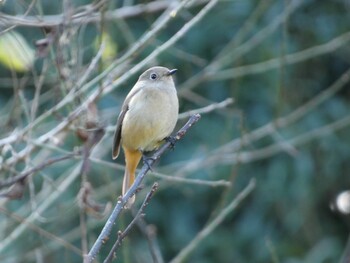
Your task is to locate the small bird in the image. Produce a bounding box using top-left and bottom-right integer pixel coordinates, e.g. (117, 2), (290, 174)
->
(112, 66), (179, 207)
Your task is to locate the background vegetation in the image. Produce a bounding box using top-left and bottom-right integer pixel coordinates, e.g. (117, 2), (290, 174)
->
(0, 0), (350, 262)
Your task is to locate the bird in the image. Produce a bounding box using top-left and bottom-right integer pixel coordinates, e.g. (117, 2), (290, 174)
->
(112, 66), (179, 207)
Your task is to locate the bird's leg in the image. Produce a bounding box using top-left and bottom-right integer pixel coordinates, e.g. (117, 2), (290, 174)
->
(165, 136), (177, 149)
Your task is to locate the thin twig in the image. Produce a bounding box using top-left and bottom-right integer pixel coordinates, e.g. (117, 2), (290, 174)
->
(169, 178), (256, 263)
(86, 114), (201, 262)
(0, 151), (80, 189)
(103, 183), (159, 263)
(151, 171), (231, 187)
(0, 0), (37, 35)
(178, 98), (234, 120)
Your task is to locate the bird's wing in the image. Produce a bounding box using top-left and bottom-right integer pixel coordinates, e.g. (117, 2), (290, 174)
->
(112, 88), (141, 159)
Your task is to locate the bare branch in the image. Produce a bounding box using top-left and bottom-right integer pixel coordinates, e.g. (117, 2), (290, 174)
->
(151, 171), (231, 187)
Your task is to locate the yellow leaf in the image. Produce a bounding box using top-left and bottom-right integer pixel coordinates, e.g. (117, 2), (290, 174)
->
(0, 31), (35, 72)
(94, 31), (117, 64)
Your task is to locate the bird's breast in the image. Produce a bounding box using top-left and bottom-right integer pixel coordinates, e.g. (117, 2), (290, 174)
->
(121, 87), (178, 151)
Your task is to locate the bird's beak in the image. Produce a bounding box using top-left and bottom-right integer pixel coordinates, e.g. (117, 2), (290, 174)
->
(167, 69), (177, 76)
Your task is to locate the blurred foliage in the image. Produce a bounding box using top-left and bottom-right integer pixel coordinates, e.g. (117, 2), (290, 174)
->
(0, 0), (350, 263)
(94, 30), (118, 68)
(0, 31), (35, 72)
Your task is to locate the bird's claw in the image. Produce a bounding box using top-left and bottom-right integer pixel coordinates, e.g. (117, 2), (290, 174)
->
(165, 136), (177, 149)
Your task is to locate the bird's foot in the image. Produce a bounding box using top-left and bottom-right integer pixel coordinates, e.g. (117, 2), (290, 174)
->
(165, 136), (177, 150)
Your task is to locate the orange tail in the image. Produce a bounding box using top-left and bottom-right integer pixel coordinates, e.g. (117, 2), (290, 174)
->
(123, 147), (142, 208)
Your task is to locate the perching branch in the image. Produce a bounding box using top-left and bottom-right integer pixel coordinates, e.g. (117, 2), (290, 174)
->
(86, 114), (201, 262)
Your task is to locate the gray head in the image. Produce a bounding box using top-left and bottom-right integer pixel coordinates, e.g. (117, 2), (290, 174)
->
(138, 66), (177, 86)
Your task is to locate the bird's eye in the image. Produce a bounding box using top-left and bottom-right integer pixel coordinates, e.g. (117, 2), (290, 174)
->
(150, 73), (157, 80)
